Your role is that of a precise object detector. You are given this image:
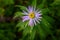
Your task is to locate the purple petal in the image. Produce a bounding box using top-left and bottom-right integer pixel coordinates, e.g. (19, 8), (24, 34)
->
(22, 16), (29, 22)
(33, 19), (36, 25)
(37, 11), (41, 14)
(35, 13), (42, 18)
(36, 9), (41, 13)
(33, 6), (36, 12)
(39, 17), (42, 19)
(35, 18), (40, 23)
(36, 9), (39, 12)
(23, 10), (28, 15)
(28, 6), (33, 12)
(29, 19), (34, 26)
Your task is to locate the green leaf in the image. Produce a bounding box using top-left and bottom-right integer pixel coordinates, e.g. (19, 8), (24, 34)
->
(0, 30), (4, 33)
(43, 15), (54, 24)
(38, 4), (44, 9)
(51, 0), (60, 6)
(16, 22), (25, 31)
(14, 12), (23, 18)
(57, 10), (60, 16)
(22, 26), (34, 40)
(17, 21), (28, 32)
(42, 8), (50, 15)
(3, 0), (14, 5)
(38, 0), (46, 9)
(23, 26), (31, 38)
(42, 0), (47, 4)
(0, 8), (4, 15)
(0, 0), (14, 6)
(37, 25), (46, 39)
(36, 17), (52, 39)
(29, 29), (36, 40)
(15, 5), (27, 10)
(41, 16), (57, 40)
(41, 18), (52, 34)
(0, 33), (5, 39)
(31, 0), (37, 7)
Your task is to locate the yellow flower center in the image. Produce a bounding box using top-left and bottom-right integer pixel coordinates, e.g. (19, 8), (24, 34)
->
(29, 12), (35, 19)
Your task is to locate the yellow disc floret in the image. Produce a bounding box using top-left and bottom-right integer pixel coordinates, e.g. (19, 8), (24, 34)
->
(29, 12), (35, 19)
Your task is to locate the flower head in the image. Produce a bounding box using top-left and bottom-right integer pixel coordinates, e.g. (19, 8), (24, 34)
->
(22, 6), (42, 26)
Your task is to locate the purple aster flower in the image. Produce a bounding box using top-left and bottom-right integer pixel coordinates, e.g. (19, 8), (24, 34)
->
(22, 6), (42, 26)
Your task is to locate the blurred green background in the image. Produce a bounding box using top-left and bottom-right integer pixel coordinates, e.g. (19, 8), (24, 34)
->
(0, 0), (60, 40)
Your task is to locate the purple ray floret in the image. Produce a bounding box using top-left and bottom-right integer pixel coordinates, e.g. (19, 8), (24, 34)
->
(22, 6), (42, 26)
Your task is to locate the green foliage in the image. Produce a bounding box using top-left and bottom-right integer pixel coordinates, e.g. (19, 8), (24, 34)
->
(0, 0), (60, 40)
(15, 5), (27, 10)
(51, 0), (60, 5)
(0, 23), (16, 40)
(14, 12), (23, 18)
(0, 0), (14, 7)
(32, 0), (37, 7)
(0, 8), (4, 15)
